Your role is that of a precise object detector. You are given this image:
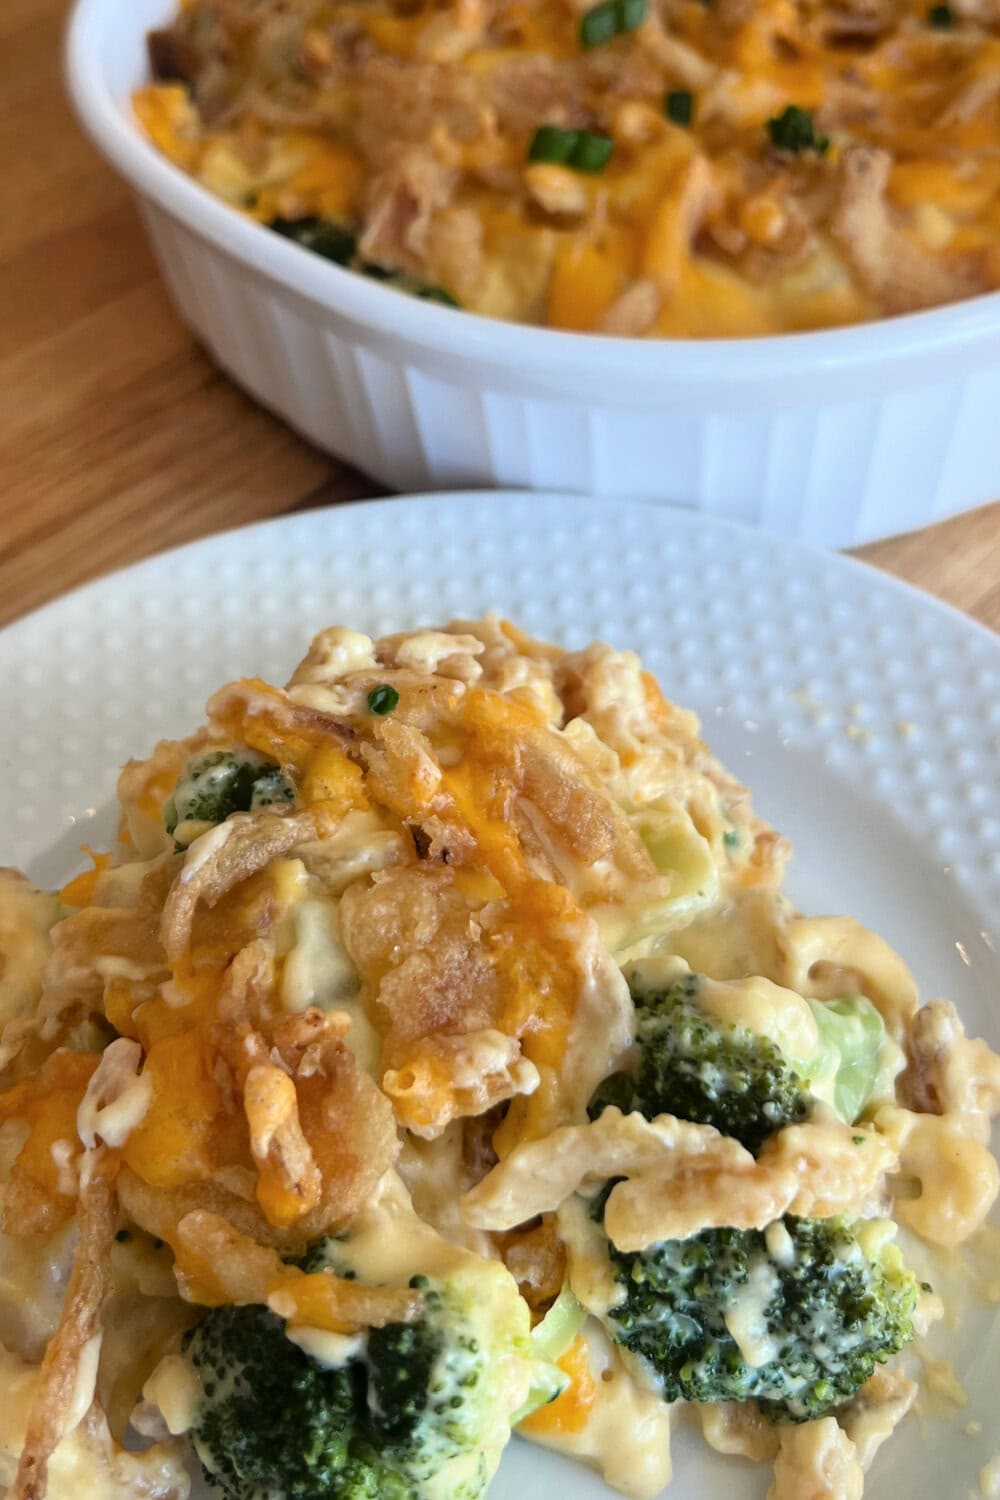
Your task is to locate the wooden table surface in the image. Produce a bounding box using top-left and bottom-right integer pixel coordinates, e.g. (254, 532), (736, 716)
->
(3, 0), (1000, 633)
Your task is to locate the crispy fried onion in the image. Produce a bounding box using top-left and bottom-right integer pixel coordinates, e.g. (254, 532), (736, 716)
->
(11, 1152), (117, 1500)
(242, 1063), (323, 1225)
(359, 718), (445, 821)
(161, 807), (328, 962)
(77, 1039), (151, 1151)
(0, 873), (61, 1080)
(206, 679), (358, 758)
(496, 1216), (566, 1310)
(358, 678), (658, 894)
(0, 1050), (99, 1235)
(383, 1028), (540, 1139)
(517, 731), (657, 883)
(341, 865), (633, 1141)
(171, 1210), (421, 1333)
(461, 1108), (897, 1252)
(1, 1345), (189, 1500)
(223, 649), (661, 907)
(215, 937), (277, 1025)
(831, 146), (986, 315)
(8, 893), (166, 1077)
(214, 1008), (398, 1235)
(118, 1166), (302, 1255)
(340, 866), (501, 1069)
(902, 999), (1000, 1120)
(874, 1103), (999, 1246)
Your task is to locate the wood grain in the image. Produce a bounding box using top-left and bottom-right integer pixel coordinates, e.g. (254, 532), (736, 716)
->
(1, 0), (998, 631)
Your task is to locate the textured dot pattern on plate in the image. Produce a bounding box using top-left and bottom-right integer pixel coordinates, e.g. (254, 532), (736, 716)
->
(0, 492), (997, 1499)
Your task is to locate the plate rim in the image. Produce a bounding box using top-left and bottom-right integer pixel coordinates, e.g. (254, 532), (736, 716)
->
(2, 490), (998, 656)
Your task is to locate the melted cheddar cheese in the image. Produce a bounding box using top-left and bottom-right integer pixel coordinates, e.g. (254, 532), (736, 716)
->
(133, 0), (1000, 336)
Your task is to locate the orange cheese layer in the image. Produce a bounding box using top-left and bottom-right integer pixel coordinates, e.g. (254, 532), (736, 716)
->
(520, 1335), (597, 1436)
(59, 847), (114, 908)
(0, 1051), (100, 1225)
(133, 0), (1000, 336)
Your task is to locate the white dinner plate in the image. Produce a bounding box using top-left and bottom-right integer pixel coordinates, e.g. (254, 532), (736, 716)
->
(0, 492), (997, 1499)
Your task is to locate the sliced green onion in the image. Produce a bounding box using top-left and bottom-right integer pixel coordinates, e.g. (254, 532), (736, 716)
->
(665, 89), (694, 126)
(359, 263), (459, 305)
(927, 2), (952, 24)
(580, 0), (619, 46)
(528, 126), (615, 173)
(766, 105), (830, 155)
(619, 0), (648, 30)
(528, 124), (580, 164)
(270, 216), (358, 265)
(532, 1285), (588, 1363)
(571, 131), (614, 171)
(367, 684), (400, 715)
(579, 0), (647, 48)
(511, 1285), (588, 1426)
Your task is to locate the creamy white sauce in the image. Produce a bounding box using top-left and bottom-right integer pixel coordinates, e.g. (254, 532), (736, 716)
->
(63, 1332), (103, 1437)
(517, 1320), (672, 1500)
(398, 1132), (499, 1259)
(764, 1220), (796, 1268)
(555, 936), (634, 1128)
(285, 1327), (365, 1369)
(77, 1037), (152, 1149)
(699, 973), (820, 1061)
(724, 1257), (780, 1368)
(324, 1171), (471, 1284)
(280, 897), (379, 1073)
(0, 1342), (192, 1500)
(178, 818), (240, 885)
(141, 1353), (209, 1436)
(93, 957), (165, 983)
(49, 1139), (79, 1198)
(394, 631), (485, 676)
(0, 1222), (76, 1363)
(557, 1195), (623, 1320)
(297, 812), (406, 895)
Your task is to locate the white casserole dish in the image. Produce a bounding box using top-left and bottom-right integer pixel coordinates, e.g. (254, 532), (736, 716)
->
(67, 0), (1000, 546)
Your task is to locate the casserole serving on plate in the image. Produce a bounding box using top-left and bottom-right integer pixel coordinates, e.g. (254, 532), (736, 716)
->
(2, 607), (997, 1500)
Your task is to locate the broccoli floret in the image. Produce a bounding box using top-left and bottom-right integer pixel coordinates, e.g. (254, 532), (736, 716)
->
(267, 217), (459, 306)
(800, 996), (895, 1123)
(185, 1305), (377, 1499)
(357, 263), (459, 306)
(586, 965), (917, 1420)
(271, 216), (358, 265)
(590, 968), (809, 1153)
(183, 1249), (543, 1500)
(600, 1209), (919, 1421)
(165, 748), (296, 845)
(767, 104), (830, 155)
